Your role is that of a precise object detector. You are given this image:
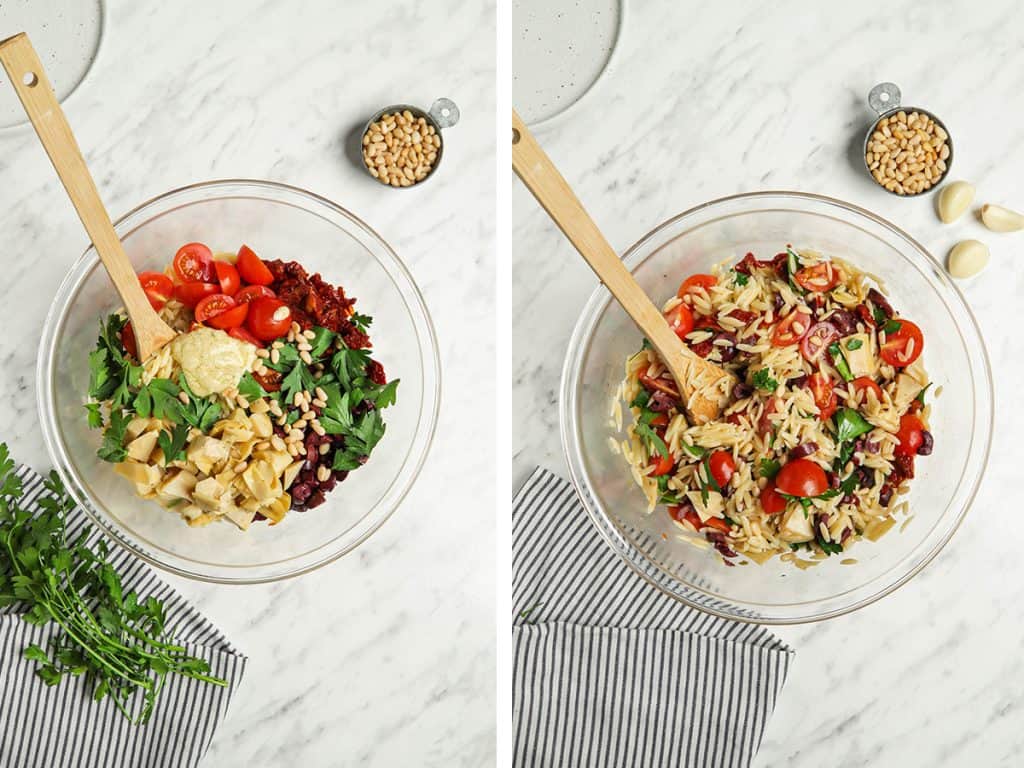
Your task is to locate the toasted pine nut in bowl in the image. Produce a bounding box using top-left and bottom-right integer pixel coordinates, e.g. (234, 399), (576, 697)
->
(360, 98), (459, 188)
(862, 82), (953, 197)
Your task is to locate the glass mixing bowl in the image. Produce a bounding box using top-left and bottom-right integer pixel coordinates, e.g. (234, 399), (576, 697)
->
(561, 191), (992, 624)
(38, 180), (440, 583)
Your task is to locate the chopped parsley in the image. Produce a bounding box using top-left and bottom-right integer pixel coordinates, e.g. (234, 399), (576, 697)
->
(828, 342), (854, 382)
(730, 270), (749, 287)
(834, 408), (873, 443)
(156, 423), (190, 465)
(845, 338), (863, 351)
(758, 458), (781, 479)
(752, 368), (778, 391)
(883, 319), (902, 334)
(872, 305), (888, 325)
(916, 382), (932, 405)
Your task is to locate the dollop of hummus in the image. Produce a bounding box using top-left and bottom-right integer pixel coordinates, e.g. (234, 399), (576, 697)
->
(170, 327), (256, 397)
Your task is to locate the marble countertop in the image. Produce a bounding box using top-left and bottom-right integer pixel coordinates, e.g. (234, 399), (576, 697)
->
(0, 1), (495, 765)
(513, 1), (1022, 765)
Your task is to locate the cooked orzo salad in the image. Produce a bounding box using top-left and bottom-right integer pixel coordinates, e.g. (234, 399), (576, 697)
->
(85, 242), (398, 530)
(617, 247), (934, 565)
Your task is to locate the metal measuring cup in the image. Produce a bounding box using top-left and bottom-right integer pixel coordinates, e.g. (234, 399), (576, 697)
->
(862, 82), (953, 196)
(360, 97), (460, 187)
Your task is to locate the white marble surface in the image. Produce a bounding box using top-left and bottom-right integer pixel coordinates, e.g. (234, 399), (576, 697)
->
(0, 1), (495, 765)
(513, 1), (1023, 765)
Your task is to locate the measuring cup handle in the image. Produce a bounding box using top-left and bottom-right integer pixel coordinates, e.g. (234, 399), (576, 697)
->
(429, 98), (460, 129)
(867, 83), (901, 116)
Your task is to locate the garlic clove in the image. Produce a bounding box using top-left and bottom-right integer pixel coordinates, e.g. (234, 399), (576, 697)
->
(947, 239), (989, 279)
(980, 204), (1024, 233)
(936, 181), (975, 224)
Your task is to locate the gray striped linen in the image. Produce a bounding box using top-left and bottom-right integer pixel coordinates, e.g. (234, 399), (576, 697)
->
(513, 468), (793, 768)
(0, 466), (247, 768)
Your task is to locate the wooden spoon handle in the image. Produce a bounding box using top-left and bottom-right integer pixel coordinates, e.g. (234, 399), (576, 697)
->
(0, 33), (174, 359)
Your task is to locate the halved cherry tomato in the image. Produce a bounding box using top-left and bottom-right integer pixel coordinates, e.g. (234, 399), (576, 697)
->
(173, 281), (219, 307)
(637, 365), (681, 400)
(880, 319), (924, 367)
(664, 303), (695, 340)
(800, 321), (839, 363)
(195, 293), (237, 323)
(808, 372), (837, 421)
(246, 297), (292, 341)
(206, 302), (249, 330)
(138, 271), (173, 310)
(649, 413), (669, 427)
(775, 458), (828, 497)
(236, 245), (274, 286)
(650, 453), (675, 477)
(708, 450), (736, 488)
(214, 261), (241, 296)
(236, 285), (276, 304)
(851, 376), (883, 400)
(173, 242), (215, 283)
(120, 322), (137, 360)
(677, 274), (717, 298)
(760, 483), (788, 514)
(228, 325), (262, 346)
(793, 262), (839, 292)
(895, 413), (927, 457)
(771, 308), (813, 347)
(703, 517), (731, 534)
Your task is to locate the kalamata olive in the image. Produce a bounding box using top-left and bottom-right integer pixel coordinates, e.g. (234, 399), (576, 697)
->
(790, 442), (819, 459)
(306, 490), (326, 508)
(829, 309), (858, 336)
(648, 390), (677, 412)
(712, 332), (738, 363)
(879, 484), (894, 507)
(894, 453), (915, 481)
(856, 466), (874, 488)
(841, 527), (854, 543)
(863, 439), (880, 453)
(867, 288), (894, 319)
(771, 293), (784, 313)
(291, 483), (312, 503)
(827, 471), (841, 489)
(333, 470), (349, 482)
(788, 374), (807, 389)
(732, 381), (753, 400)
(917, 430), (934, 456)
(320, 476), (337, 493)
(842, 493), (856, 504)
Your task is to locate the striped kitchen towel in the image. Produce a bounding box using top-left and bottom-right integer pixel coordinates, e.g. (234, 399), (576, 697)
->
(0, 466), (247, 768)
(512, 468), (793, 768)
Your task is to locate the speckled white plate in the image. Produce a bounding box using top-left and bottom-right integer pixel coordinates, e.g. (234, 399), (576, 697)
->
(513, 0), (624, 128)
(0, 0), (105, 130)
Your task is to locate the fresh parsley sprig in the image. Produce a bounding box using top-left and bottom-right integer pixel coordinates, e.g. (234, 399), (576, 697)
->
(0, 446), (227, 723)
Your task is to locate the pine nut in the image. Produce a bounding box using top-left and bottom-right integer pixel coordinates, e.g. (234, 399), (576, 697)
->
(316, 466), (331, 482)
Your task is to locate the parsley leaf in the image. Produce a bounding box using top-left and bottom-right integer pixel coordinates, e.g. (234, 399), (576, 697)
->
(84, 403), (104, 429)
(758, 458), (781, 479)
(916, 382), (931, 405)
(97, 409), (129, 463)
(834, 408), (873, 443)
(634, 422), (669, 460)
(872, 305), (888, 325)
(133, 379), (183, 423)
(237, 372), (270, 402)
(370, 379), (400, 410)
(883, 319), (902, 334)
(846, 339), (863, 351)
(350, 312), (373, 333)
(156, 424), (189, 465)
(828, 342), (854, 382)
(309, 327), (336, 359)
(730, 270), (749, 287)
(178, 378), (222, 433)
(752, 368), (778, 391)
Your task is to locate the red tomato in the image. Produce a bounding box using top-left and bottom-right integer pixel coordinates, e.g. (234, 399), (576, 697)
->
(800, 321), (839, 363)
(246, 297), (292, 341)
(808, 372), (837, 420)
(195, 293), (237, 323)
(228, 326), (262, 346)
(895, 413), (927, 457)
(236, 245), (274, 286)
(775, 458), (828, 497)
(214, 261), (241, 296)
(173, 242), (215, 283)
(703, 517), (731, 534)
(707, 451), (736, 488)
(138, 271), (173, 310)
(664, 303), (695, 340)
(649, 413), (669, 428)
(771, 308), (813, 346)
(880, 319), (924, 367)
(851, 376), (883, 400)
(793, 262), (839, 292)
(760, 483), (788, 514)
(120, 322), (137, 359)
(677, 274), (717, 298)
(236, 285), (276, 304)
(173, 281), (219, 308)
(206, 303), (249, 330)
(650, 453), (675, 477)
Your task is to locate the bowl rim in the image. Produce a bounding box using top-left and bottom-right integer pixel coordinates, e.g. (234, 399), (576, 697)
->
(36, 178), (442, 584)
(560, 189), (994, 624)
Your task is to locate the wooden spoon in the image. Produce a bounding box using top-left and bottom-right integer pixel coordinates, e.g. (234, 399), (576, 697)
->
(511, 110), (734, 424)
(0, 33), (176, 361)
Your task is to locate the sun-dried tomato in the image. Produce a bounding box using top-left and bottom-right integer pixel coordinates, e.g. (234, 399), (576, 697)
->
(264, 259), (370, 349)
